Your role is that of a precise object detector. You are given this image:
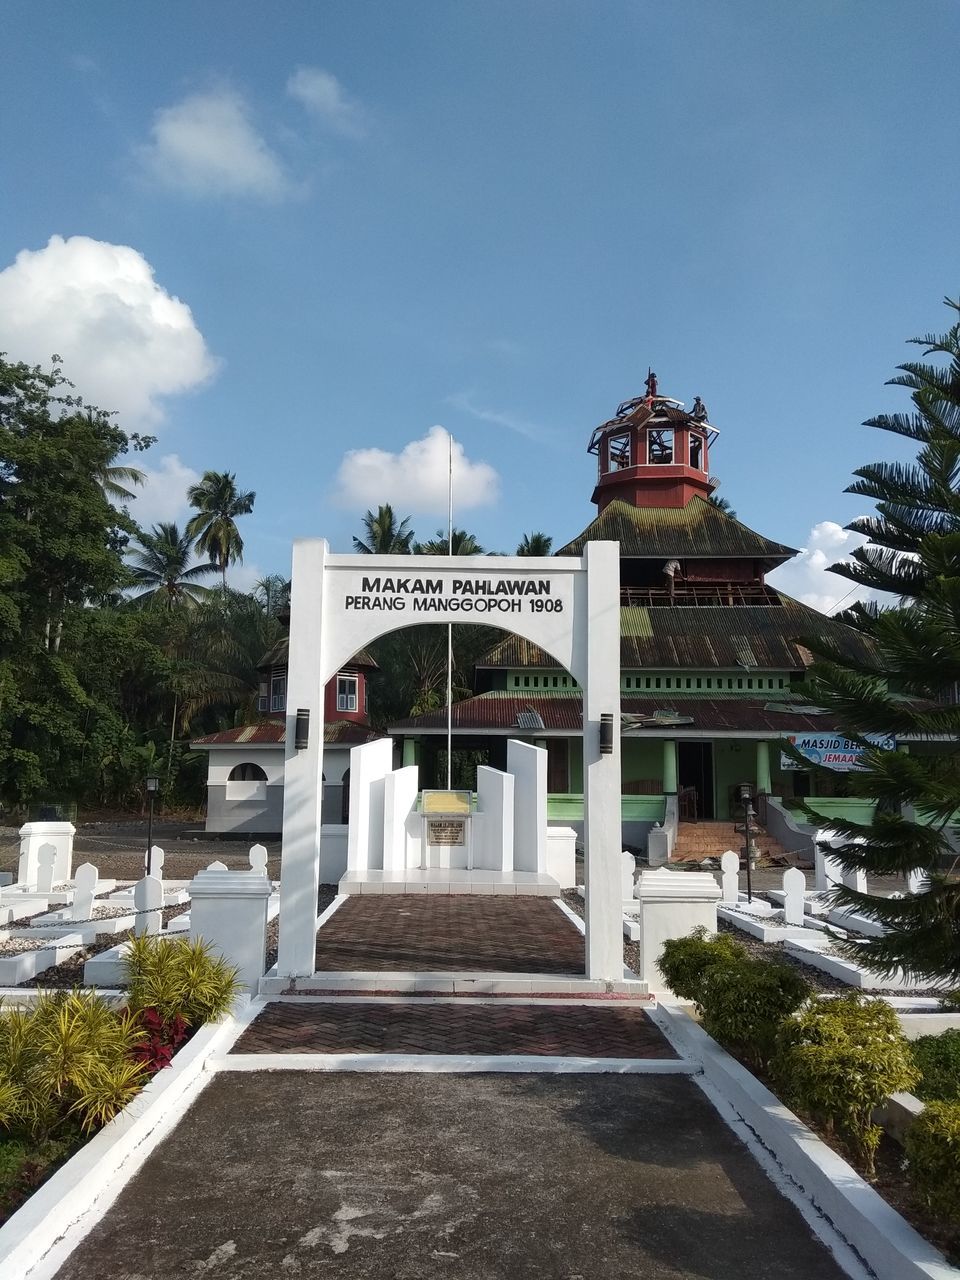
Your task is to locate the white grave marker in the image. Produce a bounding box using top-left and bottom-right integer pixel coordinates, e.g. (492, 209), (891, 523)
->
(147, 845), (165, 880)
(71, 862), (98, 922)
(134, 875), (163, 936)
(782, 867), (807, 926)
(36, 843), (57, 895)
(249, 844), (269, 876)
(720, 850), (740, 904)
(621, 850), (636, 902)
(207, 860), (228, 872)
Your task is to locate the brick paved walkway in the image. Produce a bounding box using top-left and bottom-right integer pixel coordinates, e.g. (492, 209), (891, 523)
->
(314, 895), (585, 974)
(233, 999), (675, 1057)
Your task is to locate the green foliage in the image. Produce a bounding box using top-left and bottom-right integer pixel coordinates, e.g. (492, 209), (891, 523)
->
(0, 354), (155, 810)
(127, 521), (218, 609)
(0, 1133), (77, 1225)
(657, 927), (747, 1001)
(911, 1029), (960, 1103)
(795, 298), (960, 984)
(124, 934), (240, 1029)
(906, 1101), (960, 1225)
(516, 531), (553, 556)
(699, 958), (810, 1068)
(353, 504), (414, 554)
(773, 993), (919, 1175)
(0, 991), (147, 1141)
(186, 470), (255, 588)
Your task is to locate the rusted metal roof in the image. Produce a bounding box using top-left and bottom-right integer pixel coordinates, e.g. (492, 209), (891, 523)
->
(192, 720), (381, 748)
(555, 497), (796, 562)
(477, 594), (879, 673)
(392, 693), (846, 735)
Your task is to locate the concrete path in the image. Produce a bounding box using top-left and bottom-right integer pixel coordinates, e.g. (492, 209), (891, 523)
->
(55, 1070), (849, 1280)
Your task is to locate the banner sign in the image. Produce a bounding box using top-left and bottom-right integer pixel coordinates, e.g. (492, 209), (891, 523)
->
(781, 733), (896, 772)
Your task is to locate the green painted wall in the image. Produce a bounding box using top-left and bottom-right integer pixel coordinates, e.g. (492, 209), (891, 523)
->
(712, 740), (752, 819)
(621, 738), (663, 787)
(804, 798), (877, 823)
(547, 795), (665, 823)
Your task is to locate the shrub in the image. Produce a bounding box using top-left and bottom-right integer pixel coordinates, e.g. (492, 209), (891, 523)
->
(0, 991), (147, 1141)
(911, 1029), (960, 1103)
(699, 958), (810, 1068)
(658, 927), (747, 1002)
(906, 1101), (960, 1224)
(773, 993), (919, 1176)
(123, 935), (240, 1031)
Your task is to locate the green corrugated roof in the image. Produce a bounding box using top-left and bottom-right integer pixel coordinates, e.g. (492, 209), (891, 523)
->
(555, 497), (797, 562)
(477, 593), (879, 673)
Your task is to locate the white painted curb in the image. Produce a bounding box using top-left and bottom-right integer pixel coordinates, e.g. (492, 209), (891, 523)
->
(0, 996), (262, 1280)
(649, 1002), (959, 1280)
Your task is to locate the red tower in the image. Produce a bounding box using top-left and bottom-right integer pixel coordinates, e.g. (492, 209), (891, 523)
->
(588, 377), (719, 512)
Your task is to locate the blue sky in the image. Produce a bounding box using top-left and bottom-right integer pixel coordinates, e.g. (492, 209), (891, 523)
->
(1, 1), (958, 609)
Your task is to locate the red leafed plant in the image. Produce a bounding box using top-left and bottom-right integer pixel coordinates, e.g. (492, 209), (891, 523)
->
(128, 1008), (188, 1074)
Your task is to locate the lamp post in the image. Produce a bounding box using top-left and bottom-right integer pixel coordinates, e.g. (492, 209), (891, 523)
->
(145, 774), (160, 875)
(738, 782), (755, 904)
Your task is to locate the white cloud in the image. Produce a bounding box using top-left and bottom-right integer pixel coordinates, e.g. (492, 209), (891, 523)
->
(767, 520), (876, 614)
(286, 67), (366, 137)
(0, 235), (218, 428)
(447, 390), (547, 442)
(333, 426), (500, 515)
(139, 88), (288, 199)
(129, 454), (201, 528)
(227, 561), (266, 593)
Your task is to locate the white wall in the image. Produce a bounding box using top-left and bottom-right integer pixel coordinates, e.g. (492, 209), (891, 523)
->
(346, 737), (394, 872)
(474, 766), (514, 872)
(507, 739), (547, 873)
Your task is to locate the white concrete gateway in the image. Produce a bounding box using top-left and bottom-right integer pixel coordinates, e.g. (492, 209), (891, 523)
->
(277, 541), (623, 982)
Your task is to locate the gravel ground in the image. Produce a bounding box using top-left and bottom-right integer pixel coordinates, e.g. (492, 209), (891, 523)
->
(0, 822), (282, 883)
(19, 903), (191, 988)
(0, 936), (62, 954)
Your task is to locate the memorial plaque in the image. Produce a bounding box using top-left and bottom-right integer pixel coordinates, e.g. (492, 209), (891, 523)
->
(421, 790), (472, 816)
(427, 819), (466, 846)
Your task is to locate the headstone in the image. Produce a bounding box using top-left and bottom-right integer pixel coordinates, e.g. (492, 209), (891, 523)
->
(249, 844), (269, 876)
(907, 868), (931, 895)
(133, 875), (163, 936)
(71, 862), (99, 922)
(207, 860), (228, 872)
(815, 832), (845, 894)
(147, 845), (165, 879)
(621, 850), (636, 902)
(36, 843), (57, 895)
(840, 865), (868, 895)
(720, 850), (740, 904)
(783, 867), (806, 926)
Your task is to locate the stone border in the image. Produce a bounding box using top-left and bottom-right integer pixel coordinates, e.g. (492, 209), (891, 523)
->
(648, 1001), (959, 1280)
(0, 997), (262, 1280)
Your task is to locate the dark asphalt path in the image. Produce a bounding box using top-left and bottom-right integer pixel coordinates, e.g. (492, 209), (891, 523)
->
(55, 1071), (849, 1280)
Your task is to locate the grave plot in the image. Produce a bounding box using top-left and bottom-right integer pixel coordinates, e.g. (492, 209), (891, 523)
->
(718, 859), (824, 942)
(0, 930), (87, 984)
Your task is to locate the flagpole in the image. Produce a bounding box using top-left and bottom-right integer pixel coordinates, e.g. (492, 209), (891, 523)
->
(446, 432), (454, 790)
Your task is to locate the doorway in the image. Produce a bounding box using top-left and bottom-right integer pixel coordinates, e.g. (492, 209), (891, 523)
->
(678, 742), (714, 820)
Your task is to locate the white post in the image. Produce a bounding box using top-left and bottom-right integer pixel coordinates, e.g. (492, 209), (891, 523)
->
(582, 540), (623, 982)
(189, 862), (273, 990)
(277, 539), (327, 977)
(720, 850), (740, 904)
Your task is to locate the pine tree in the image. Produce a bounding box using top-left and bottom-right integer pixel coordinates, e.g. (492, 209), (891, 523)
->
(800, 298), (960, 982)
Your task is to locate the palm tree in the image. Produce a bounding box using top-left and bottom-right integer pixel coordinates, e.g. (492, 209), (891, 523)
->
(186, 471), (256, 588)
(707, 494), (738, 518)
(516, 531), (553, 556)
(414, 527), (485, 555)
(353, 504), (414, 554)
(127, 522), (218, 609)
